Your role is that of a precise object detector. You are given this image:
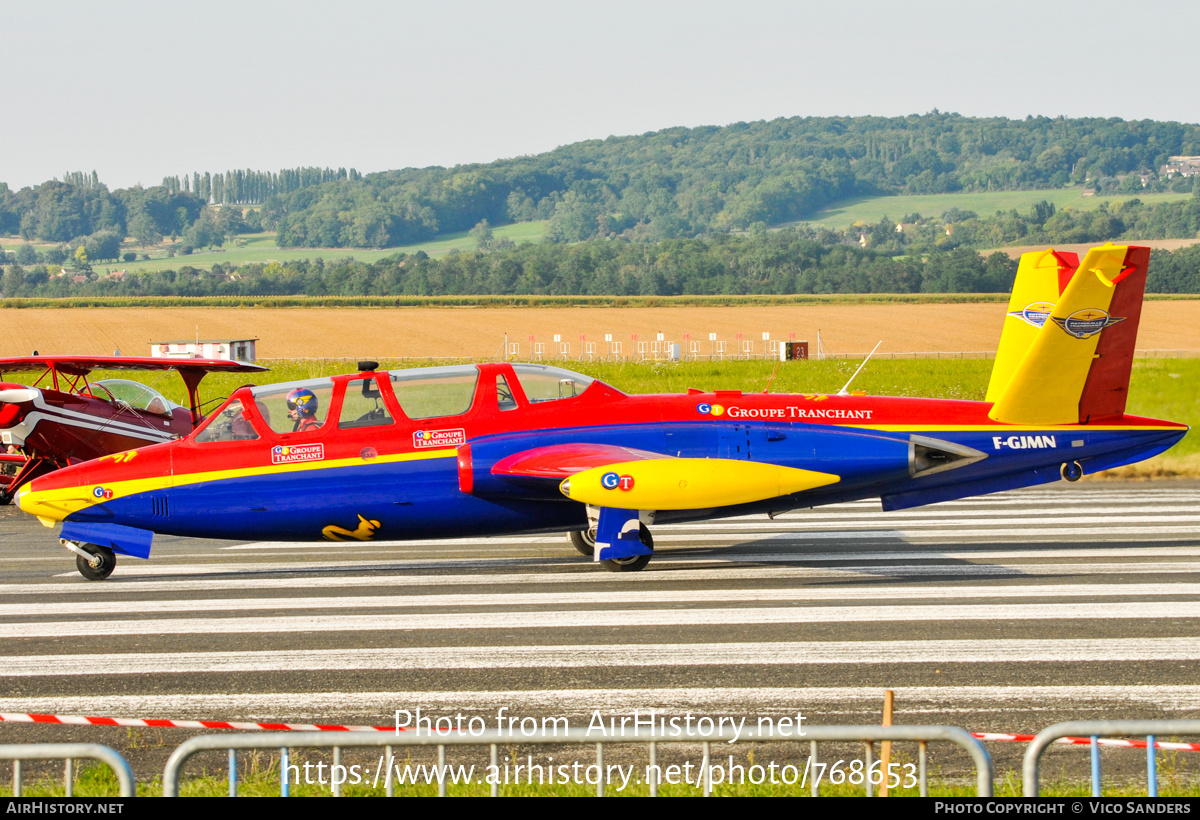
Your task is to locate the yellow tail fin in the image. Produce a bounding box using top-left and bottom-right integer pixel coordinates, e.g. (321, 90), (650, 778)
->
(988, 243), (1149, 426)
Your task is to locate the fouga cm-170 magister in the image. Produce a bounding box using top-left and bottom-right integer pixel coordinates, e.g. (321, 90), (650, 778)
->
(15, 243), (1189, 579)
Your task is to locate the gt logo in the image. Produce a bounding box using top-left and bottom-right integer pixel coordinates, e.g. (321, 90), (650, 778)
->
(92, 486), (114, 499)
(696, 403), (725, 416)
(601, 472), (635, 491)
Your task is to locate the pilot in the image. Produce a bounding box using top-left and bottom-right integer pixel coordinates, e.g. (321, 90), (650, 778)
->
(286, 388), (322, 432)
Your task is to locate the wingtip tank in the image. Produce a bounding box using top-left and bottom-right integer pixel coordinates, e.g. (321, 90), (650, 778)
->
(560, 458), (840, 510)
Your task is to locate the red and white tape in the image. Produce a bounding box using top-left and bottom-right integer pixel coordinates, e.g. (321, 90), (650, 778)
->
(0, 712), (393, 733)
(972, 732), (1200, 752)
(3, 713), (1198, 750)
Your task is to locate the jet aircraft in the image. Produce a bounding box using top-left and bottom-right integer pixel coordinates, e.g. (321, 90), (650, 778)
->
(15, 244), (1189, 579)
(0, 356), (266, 504)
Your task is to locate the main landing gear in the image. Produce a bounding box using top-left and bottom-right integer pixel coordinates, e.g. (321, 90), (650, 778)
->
(567, 524), (654, 572)
(62, 539), (116, 580)
(1061, 460), (1084, 482)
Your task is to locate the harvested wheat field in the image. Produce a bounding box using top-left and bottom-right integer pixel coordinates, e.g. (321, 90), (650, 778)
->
(988, 238), (1200, 258)
(2, 302), (1199, 360)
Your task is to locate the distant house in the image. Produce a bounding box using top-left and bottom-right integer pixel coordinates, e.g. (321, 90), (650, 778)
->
(150, 338), (258, 363)
(1160, 156), (1200, 178)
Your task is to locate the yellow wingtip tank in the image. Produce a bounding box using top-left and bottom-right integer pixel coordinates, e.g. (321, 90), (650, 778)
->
(559, 458), (840, 510)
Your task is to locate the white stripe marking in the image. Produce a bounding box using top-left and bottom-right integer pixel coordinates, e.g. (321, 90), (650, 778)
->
(52, 546), (1200, 577)
(224, 524), (1200, 551)
(7, 582), (1200, 618)
(2, 638), (1197, 677)
(6, 602), (1200, 638)
(4, 686), (1200, 720)
(12, 561), (1200, 596)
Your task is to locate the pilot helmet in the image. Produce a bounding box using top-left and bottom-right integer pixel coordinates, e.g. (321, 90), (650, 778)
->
(286, 388), (318, 417)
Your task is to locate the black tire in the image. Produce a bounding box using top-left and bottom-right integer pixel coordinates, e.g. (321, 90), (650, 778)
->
(568, 528), (596, 556)
(1061, 460), (1084, 482)
(75, 544), (116, 581)
(0, 490), (11, 506)
(599, 524), (654, 573)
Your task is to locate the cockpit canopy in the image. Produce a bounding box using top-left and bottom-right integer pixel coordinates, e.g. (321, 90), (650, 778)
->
(191, 363), (605, 443)
(92, 379), (181, 417)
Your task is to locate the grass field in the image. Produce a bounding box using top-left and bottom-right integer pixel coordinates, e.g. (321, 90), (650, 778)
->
(88, 357), (1198, 477)
(799, 189), (1194, 230)
(0, 221), (549, 276)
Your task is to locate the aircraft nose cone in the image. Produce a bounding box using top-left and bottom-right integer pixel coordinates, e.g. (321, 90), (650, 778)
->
(16, 485), (63, 526)
(559, 479), (571, 498)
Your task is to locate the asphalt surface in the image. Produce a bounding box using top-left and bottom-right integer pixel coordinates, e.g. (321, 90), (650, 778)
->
(2, 480), (1199, 788)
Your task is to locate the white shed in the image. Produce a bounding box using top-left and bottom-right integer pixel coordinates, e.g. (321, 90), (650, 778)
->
(150, 338), (258, 363)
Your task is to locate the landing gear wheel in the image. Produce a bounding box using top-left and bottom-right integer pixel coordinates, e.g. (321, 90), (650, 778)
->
(0, 490), (11, 506)
(568, 528), (597, 556)
(599, 525), (654, 573)
(1061, 460), (1084, 482)
(75, 544), (116, 581)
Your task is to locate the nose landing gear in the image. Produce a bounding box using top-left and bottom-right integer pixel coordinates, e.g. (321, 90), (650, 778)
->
(61, 539), (116, 580)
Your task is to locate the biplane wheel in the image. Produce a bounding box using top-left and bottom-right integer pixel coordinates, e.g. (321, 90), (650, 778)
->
(75, 544), (116, 581)
(0, 491), (11, 506)
(568, 528), (597, 556)
(599, 525), (653, 573)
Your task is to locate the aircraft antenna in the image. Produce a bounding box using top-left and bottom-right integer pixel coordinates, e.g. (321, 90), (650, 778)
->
(837, 340), (882, 396)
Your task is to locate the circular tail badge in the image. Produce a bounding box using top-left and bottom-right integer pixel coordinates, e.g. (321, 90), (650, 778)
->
(1052, 309), (1125, 339)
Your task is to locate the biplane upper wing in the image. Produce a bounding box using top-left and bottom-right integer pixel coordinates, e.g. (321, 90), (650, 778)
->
(0, 356), (266, 377)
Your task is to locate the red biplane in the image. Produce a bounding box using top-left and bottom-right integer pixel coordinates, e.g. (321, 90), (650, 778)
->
(0, 356), (266, 504)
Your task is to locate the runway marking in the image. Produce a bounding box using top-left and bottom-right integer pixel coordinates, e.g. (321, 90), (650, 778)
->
(7, 582), (1200, 618)
(10, 560), (1200, 595)
(3, 638), (1198, 677)
(52, 545), (1200, 578)
(668, 506), (1200, 526)
(6, 601), (1200, 637)
(222, 523), (1200, 551)
(3, 686), (1200, 721)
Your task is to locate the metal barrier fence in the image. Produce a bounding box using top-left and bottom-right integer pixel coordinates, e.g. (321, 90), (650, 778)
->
(1023, 720), (1200, 797)
(163, 725), (993, 797)
(1, 743), (136, 797)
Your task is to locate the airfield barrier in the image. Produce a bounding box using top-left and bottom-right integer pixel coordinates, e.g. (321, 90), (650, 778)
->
(0, 743), (135, 797)
(162, 725), (992, 797)
(1023, 720), (1200, 797)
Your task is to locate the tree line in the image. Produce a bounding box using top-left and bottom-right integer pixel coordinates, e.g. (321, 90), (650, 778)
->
(5, 230), (1199, 300)
(5, 113), (1200, 253)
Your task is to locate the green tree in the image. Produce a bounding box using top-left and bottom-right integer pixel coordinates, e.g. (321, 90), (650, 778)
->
(72, 244), (91, 274)
(15, 243), (38, 265)
(469, 219), (494, 250)
(128, 211), (162, 247)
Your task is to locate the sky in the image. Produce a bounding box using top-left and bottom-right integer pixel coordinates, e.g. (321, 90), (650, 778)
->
(2, 0), (1197, 191)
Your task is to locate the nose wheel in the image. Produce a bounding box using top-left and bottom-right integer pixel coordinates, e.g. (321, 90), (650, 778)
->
(63, 540), (116, 580)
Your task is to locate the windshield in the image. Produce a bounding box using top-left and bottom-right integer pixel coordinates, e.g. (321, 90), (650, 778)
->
(511, 364), (594, 402)
(193, 399), (261, 442)
(93, 379), (179, 416)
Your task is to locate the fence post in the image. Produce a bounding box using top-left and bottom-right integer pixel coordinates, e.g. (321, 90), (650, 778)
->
(1147, 735), (1157, 797)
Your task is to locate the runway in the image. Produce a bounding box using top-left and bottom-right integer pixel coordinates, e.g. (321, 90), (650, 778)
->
(1, 480), (1198, 781)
